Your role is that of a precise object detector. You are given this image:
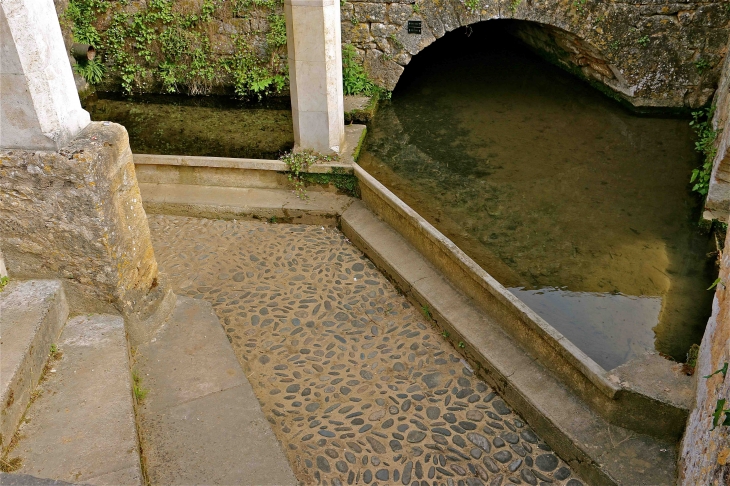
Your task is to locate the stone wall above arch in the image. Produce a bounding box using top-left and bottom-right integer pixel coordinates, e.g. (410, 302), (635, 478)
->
(341, 0), (730, 109)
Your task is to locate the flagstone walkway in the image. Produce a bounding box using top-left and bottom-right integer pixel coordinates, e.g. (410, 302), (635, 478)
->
(148, 215), (584, 486)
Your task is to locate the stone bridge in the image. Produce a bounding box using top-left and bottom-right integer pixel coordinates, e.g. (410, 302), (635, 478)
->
(342, 0), (730, 109)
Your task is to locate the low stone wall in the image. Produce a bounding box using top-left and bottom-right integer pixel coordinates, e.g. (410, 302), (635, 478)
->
(679, 222), (730, 484)
(0, 122), (160, 314)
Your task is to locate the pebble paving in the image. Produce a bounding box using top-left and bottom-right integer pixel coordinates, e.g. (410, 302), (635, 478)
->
(148, 215), (584, 486)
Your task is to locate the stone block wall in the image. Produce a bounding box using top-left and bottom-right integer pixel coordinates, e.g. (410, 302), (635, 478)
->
(341, 0), (730, 109)
(63, 0), (729, 109)
(0, 122), (159, 309)
(679, 223), (730, 484)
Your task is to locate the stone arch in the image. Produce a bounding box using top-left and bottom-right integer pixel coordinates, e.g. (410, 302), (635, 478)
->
(341, 0), (730, 109)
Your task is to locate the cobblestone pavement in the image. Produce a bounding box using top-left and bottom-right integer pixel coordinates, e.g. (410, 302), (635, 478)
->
(148, 215), (584, 486)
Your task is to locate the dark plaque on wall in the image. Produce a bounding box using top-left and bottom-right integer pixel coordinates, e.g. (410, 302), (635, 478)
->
(407, 20), (422, 34)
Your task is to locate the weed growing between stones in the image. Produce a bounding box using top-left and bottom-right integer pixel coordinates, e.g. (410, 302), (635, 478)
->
(342, 43), (381, 96)
(280, 150), (340, 199)
(0, 276), (8, 292)
(132, 369), (149, 402)
(301, 168), (360, 197)
(690, 106), (719, 197)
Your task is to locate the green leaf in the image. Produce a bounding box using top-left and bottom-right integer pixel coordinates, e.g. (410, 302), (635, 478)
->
(704, 362), (729, 379)
(708, 277), (723, 290)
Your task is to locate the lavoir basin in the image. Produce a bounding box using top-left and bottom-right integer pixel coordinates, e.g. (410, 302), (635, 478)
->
(357, 21), (716, 370)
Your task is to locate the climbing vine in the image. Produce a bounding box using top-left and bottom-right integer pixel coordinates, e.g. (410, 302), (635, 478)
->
(64, 0), (288, 98)
(689, 106), (719, 197)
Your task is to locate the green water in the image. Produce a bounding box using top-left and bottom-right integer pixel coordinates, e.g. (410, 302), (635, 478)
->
(358, 22), (716, 370)
(83, 92), (294, 159)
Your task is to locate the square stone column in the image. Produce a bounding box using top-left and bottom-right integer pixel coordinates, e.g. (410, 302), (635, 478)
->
(285, 0), (345, 154)
(0, 0), (90, 150)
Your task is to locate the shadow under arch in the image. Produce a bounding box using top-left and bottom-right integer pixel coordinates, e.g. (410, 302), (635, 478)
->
(392, 19), (631, 105)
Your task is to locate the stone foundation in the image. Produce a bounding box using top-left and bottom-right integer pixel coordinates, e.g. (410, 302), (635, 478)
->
(0, 122), (160, 316)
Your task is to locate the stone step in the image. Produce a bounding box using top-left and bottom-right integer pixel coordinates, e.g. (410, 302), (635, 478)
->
(134, 296), (296, 485)
(139, 183), (354, 225)
(11, 314), (142, 485)
(341, 200), (678, 486)
(1, 280), (68, 451)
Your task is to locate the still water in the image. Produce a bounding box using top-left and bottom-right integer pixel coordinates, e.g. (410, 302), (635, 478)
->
(358, 22), (715, 370)
(84, 93), (294, 159)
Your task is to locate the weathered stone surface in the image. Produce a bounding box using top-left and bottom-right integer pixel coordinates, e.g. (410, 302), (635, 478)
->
(679, 221), (730, 485)
(0, 122), (161, 328)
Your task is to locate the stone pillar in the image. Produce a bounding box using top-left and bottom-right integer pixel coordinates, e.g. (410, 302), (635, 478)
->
(285, 0), (345, 154)
(0, 0), (90, 150)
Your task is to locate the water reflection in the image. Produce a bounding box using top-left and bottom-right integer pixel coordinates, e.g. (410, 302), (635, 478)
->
(359, 21), (715, 367)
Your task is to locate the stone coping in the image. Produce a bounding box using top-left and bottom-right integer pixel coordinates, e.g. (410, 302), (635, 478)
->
(351, 162), (618, 394)
(133, 154), (352, 174)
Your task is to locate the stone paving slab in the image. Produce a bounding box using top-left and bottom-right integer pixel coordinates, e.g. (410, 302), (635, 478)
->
(148, 214), (585, 486)
(0, 280), (68, 451)
(135, 296), (296, 486)
(13, 315), (141, 486)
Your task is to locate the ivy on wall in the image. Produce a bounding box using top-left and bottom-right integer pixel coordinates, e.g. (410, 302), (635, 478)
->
(64, 0), (289, 98)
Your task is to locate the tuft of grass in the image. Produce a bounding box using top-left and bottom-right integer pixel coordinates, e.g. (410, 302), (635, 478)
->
(132, 369), (149, 402)
(0, 276), (8, 292)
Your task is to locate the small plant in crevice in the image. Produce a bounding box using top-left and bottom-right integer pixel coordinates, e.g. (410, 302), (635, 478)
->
(507, 0), (522, 14)
(708, 276), (725, 291)
(132, 369), (149, 402)
(458, 341), (466, 349)
(705, 362), (729, 379)
(682, 343), (700, 375)
(280, 150), (339, 199)
(441, 330), (450, 338)
(421, 305), (432, 320)
(690, 105), (719, 197)
(412, 2), (421, 13)
(0, 276), (8, 292)
(342, 43), (378, 96)
(637, 35), (650, 47)
(695, 58), (711, 75)
(571, 0), (586, 14)
(712, 398), (730, 429)
(464, 0), (481, 14)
